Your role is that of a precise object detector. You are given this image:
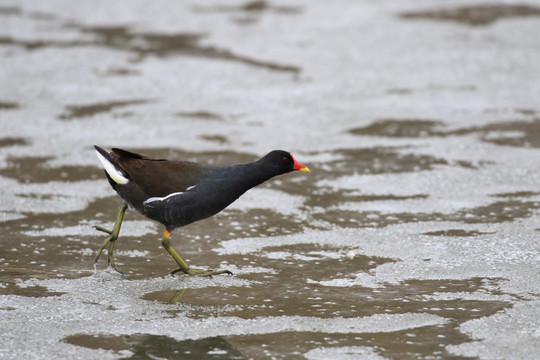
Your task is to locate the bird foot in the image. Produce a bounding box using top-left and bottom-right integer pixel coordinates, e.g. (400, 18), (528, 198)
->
(94, 227), (125, 276)
(170, 267), (233, 277)
(94, 225), (113, 235)
(105, 264), (128, 277)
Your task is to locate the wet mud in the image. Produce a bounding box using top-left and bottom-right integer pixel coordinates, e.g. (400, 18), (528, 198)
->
(400, 4), (540, 26)
(1, 1), (540, 359)
(194, 1), (303, 27)
(350, 118), (540, 148)
(59, 99), (155, 120)
(0, 6), (300, 73)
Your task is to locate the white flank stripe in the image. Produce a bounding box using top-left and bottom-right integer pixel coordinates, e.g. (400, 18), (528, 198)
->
(143, 191), (184, 204)
(95, 151), (129, 184)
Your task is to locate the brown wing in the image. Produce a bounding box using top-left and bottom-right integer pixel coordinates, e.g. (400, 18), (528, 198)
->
(110, 148), (205, 197)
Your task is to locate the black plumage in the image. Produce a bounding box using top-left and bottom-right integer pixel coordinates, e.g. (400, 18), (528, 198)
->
(93, 145), (310, 276)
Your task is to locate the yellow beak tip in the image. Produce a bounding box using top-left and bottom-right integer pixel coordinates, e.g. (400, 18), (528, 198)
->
(299, 167), (310, 173)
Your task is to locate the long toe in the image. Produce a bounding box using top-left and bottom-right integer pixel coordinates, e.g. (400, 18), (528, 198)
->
(106, 263), (128, 277)
(170, 268), (233, 277)
(107, 252), (127, 276)
(94, 225), (113, 235)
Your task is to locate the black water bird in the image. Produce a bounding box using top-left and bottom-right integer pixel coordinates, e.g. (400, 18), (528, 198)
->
(93, 146), (310, 276)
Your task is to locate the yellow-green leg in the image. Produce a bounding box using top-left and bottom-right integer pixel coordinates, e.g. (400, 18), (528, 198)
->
(169, 289), (186, 304)
(161, 230), (232, 277)
(94, 202), (128, 275)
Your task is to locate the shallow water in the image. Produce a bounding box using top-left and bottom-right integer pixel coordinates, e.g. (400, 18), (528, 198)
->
(1, 1), (540, 359)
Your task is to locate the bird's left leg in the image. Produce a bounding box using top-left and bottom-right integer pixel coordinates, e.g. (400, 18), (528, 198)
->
(94, 202), (128, 275)
(161, 230), (232, 277)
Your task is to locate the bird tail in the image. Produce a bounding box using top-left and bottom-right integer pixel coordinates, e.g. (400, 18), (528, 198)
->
(94, 145), (129, 184)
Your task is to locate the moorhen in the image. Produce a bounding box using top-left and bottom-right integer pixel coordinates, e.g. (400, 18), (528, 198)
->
(93, 146), (310, 276)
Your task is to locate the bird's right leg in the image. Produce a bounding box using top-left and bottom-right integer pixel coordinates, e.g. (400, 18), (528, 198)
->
(94, 202), (128, 275)
(161, 230), (232, 277)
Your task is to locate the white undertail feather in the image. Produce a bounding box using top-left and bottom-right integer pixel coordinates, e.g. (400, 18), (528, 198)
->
(95, 150), (129, 184)
(144, 191), (184, 204)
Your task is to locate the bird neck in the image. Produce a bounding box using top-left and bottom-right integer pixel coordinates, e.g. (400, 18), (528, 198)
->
(226, 161), (279, 193)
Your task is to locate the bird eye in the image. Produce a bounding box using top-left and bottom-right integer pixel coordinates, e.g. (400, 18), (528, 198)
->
(283, 157), (289, 163)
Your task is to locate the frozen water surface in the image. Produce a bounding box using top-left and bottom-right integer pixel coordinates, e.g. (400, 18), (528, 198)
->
(1, 0), (540, 359)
